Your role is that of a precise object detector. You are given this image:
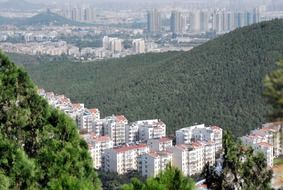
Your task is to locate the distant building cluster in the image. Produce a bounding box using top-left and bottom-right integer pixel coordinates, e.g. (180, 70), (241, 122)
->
(0, 41), (76, 56)
(147, 8), (261, 35)
(59, 7), (96, 23)
(38, 88), (223, 178)
(241, 123), (283, 167)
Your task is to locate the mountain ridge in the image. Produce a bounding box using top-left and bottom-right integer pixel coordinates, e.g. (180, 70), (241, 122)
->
(0, 11), (89, 26)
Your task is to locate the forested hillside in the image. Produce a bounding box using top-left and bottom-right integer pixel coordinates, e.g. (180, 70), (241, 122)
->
(0, 53), (101, 189)
(23, 19), (283, 136)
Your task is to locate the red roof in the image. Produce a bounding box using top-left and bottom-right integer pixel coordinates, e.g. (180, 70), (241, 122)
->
(94, 136), (111, 142)
(210, 126), (221, 130)
(115, 115), (127, 123)
(158, 137), (172, 143)
(176, 144), (190, 150)
(192, 142), (203, 148)
(72, 103), (83, 110)
(257, 142), (273, 148)
(89, 108), (99, 115)
(114, 144), (147, 153)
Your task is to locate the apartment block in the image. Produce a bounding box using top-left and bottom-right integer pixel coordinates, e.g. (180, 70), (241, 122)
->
(147, 137), (173, 152)
(132, 39), (145, 54)
(260, 122), (282, 157)
(83, 134), (114, 169)
(89, 108), (100, 120)
(170, 141), (216, 176)
(77, 109), (94, 130)
(176, 124), (222, 153)
(137, 119), (166, 142)
(125, 124), (139, 144)
(254, 142), (274, 167)
(103, 115), (128, 146)
(103, 144), (149, 175)
(140, 151), (172, 177)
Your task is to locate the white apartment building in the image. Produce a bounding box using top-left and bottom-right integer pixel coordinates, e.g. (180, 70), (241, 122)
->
(254, 142), (274, 167)
(87, 135), (114, 169)
(77, 109), (94, 130)
(140, 151), (172, 177)
(257, 122), (282, 157)
(92, 119), (104, 137)
(103, 115), (128, 146)
(103, 36), (123, 53)
(132, 39), (145, 54)
(147, 137), (173, 152)
(103, 144), (149, 175)
(89, 108), (100, 120)
(170, 141), (215, 176)
(137, 119), (166, 142)
(125, 124), (139, 144)
(176, 124), (223, 153)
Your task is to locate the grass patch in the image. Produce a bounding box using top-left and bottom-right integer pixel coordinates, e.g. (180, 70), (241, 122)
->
(274, 156), (283, 165)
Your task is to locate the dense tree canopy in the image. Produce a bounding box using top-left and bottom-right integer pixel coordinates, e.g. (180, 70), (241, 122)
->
(264, 60), (283, 121)
(22, 19), (283, 136)
(0, 52), (101, 189)
(122, 165), (195, 190)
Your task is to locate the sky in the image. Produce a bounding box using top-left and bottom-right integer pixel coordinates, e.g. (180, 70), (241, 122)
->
(0, 0), (282, 11)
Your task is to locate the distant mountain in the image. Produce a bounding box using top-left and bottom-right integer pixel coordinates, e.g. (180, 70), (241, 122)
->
(0, 0), (42, 11)
(20, 11), (88, 26)
(23, 19), (283, 136)
(0, 11), (90, 26)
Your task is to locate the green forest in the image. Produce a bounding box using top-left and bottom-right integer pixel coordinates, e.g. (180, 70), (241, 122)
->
(21, 19), (283, 136)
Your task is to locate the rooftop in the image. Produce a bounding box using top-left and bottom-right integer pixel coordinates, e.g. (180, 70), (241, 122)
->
(257, 142), (273, 148)
(115, 115), (127, 123)
(114, 144), (147, 153)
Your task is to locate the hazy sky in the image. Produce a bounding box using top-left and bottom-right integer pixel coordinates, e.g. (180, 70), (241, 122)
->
(1, 0), (281, 11)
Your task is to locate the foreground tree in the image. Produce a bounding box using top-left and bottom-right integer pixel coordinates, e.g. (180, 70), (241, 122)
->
(201, 132), (272, 190)
(122, 165), (195, 190)
(0, 52), (101, 189)
(263, 60), (283, 120)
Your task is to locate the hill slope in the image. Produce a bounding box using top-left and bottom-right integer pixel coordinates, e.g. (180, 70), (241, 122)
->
(23, 19), (283, 136)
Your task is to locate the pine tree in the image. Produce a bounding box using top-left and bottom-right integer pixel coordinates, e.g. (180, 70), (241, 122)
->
(122, 165), (195, 190)
(0, 51), (101, 189)
(264, 60), (283, 120)
(201, 132), (272, 190)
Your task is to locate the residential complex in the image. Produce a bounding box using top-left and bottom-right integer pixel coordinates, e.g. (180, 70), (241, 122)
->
(39, 87), (283, 177)
(38, 88), (223, 178)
